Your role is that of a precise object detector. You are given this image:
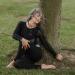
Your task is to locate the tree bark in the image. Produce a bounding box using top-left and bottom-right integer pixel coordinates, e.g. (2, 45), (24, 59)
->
(39, 0), (62, 63)
(40, 0), (62, 50)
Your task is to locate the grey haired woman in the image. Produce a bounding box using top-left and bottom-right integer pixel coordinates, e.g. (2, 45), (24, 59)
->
(6, 8), (63, 69)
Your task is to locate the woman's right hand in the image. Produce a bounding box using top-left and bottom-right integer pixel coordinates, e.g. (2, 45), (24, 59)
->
(21, 38), (30, 49)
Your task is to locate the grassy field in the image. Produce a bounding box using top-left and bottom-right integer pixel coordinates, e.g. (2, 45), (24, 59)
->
(61, 0), (75, 49)
(0, 0), (75, 75)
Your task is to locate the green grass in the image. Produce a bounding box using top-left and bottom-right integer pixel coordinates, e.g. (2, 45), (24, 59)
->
(0, 0), (75, 75)
(60, 0), (75, 49)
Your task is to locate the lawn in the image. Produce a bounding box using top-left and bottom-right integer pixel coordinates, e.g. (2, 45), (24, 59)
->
(0, 0), (75, 75)
(60, 0), (75, 49)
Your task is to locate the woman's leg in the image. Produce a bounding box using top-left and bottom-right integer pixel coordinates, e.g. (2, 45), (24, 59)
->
(14, 58), (56, 69)
(14, 56), (41, 69)
(25, 45), (43, 62)
(14, 45), (56, 69)
(14, 44), (25, 61)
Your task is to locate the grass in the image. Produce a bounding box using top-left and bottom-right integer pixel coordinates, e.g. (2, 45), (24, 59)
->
(0, 0), (75, 75)
(60, 0), (75, 49)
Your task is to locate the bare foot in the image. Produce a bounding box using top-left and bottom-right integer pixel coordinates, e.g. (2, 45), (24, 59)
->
(56, 53), (63, 61)
(6, 64), (14, 68)
(6, 60), (15, 68)
(41, 64), (56, 69)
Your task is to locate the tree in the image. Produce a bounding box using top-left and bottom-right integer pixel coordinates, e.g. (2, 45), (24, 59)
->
(39, 0), (62, 63)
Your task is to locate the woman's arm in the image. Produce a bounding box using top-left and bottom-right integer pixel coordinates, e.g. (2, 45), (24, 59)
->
(12, 21), (24, 61)
(12, 21), (23, 41)
(37, 27), (58, 58)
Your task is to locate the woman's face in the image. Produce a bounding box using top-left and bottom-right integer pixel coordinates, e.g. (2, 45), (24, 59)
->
(32, 13), (42, 24)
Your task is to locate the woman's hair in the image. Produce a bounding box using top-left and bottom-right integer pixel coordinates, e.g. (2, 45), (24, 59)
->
(27, 8), (42, 22)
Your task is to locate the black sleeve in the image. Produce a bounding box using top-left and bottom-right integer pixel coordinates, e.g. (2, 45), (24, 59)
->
(37, 27), (58, 58)
(12, 21), (23, 41)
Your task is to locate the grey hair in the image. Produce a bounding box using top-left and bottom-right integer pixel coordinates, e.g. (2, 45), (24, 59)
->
(26, 8), (42, 22)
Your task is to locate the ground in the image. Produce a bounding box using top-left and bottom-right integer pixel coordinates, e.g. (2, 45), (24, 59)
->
(0, 0), (75, 75)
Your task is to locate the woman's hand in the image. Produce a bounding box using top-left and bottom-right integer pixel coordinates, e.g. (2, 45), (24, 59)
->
(21, 38), (30, 49)
(56, 53), (63, 61)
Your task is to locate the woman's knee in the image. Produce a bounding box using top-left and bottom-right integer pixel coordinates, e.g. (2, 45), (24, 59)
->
(14, 60), (23, 69)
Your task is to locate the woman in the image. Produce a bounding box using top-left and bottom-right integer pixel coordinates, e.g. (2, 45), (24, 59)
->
(6, 8), (63, 69)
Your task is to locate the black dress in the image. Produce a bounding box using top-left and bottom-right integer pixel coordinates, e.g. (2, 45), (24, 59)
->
(12, 21), (57, 69)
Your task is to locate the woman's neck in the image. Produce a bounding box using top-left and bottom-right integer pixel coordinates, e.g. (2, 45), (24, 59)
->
(26, 20), (36, 29)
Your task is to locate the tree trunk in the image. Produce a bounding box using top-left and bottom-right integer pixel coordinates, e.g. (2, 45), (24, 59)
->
(39, 0), (62, 63)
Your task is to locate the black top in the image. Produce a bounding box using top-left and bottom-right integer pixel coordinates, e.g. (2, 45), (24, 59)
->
(12, 21), (57, 60)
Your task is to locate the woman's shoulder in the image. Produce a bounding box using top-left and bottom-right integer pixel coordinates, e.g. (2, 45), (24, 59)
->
(18, 21), (26, 25)
(17, 21), (26, 28)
